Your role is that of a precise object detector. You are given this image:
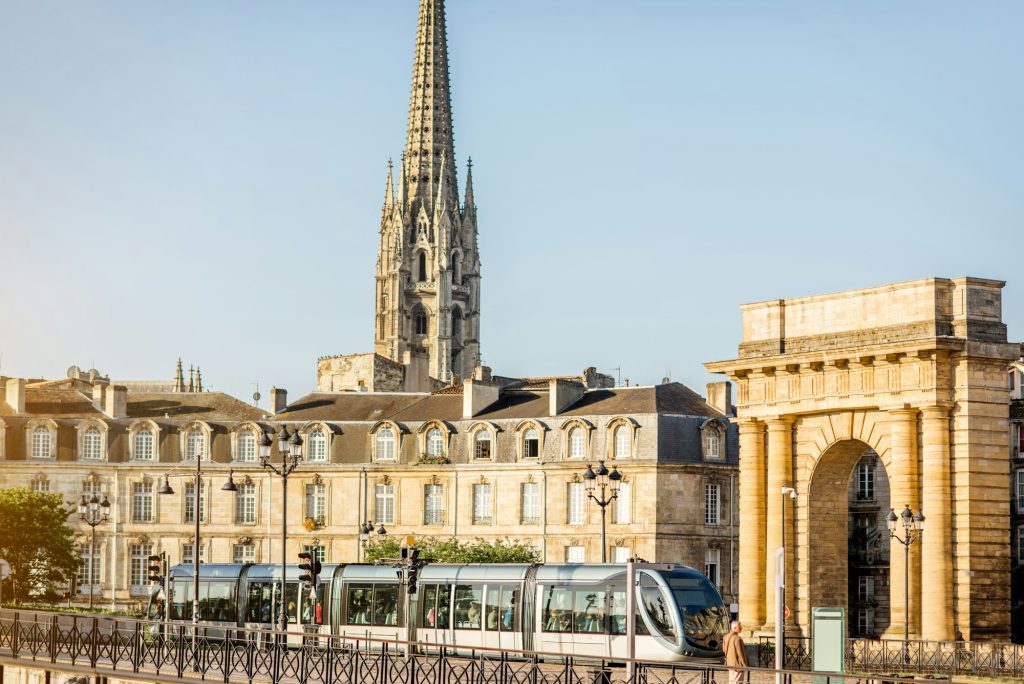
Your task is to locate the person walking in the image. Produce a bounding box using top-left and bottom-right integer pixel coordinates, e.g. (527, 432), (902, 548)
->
(723, 620), (748, 684)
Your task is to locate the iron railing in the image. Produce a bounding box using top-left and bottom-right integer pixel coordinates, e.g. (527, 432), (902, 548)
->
(0, 609), (936, 684)
(758, 635), (1024, 678)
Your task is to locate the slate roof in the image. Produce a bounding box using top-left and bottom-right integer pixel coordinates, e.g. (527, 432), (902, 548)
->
(0, 388), (264, 422)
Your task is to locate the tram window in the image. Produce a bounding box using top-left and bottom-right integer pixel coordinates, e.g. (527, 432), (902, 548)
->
(171, 581), (192, 621)
(437, 585), (451, 628)
(373, 585), (400, 626)
(284, 583), (301, 623)
(347, 584), (373, 625)
(485, 586), (500, 631)
(422, 585), (439, 627)
(574, 590), (606, 633)
(542, 586), (573, 633)
(203, 581), (236, 622)
(453, 585), (483, 629)
(640, 576), (676, 638)
(608, 589), (650, 636)
(485, 584), (519, 632)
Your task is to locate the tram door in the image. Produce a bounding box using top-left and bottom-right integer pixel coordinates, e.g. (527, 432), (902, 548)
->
(538, 585), (574, 654)
(483, 584), (521, 651)
(570, 587), (608, 658)
(419, 584), (453, 647)
(451, 584), (485, 650)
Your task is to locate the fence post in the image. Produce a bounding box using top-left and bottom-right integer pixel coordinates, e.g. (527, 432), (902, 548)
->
(49, 614), (57, 664)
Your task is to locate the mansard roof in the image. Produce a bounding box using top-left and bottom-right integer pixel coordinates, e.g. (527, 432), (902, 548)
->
(0, 387), (263, 423)
(277, 382), (723, 424)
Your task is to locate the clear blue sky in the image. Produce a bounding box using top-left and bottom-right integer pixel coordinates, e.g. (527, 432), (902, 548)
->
(1, 1), (1021, 404)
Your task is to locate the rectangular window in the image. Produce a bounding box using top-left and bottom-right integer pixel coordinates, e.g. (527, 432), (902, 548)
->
(305, 483), (327, 523)
(182, 543), (206, 566)
(233, 544), (256, 564)
(704, 483), (721, 525)
(472, 483), (492, 524)
(1018, 526), (1024, 566)
(1016, 424), (1024, 460)
(132, 482), (153, 523)
(857, 608), (874, 636)
(235, 483), (256, 524)
(523, 430), (540, 458)
(424, 484), (445, 525)
(521, 482), (540, 524)
(83, 479), (103, 498)
(184, 482), (206, 523)
(565, 546), (585, 564)
(32, 479), (50, 494)
(1017, 470), (1024, 514)
(302, 544), (326, 563)
(611, 546), (630, 564)
(31, 430), (52, 459)
(568, 482), (585, 525)
(375, 484), (395, 525)
(453, 585), (483, 629)
(484, 584), (519, 632)
(613, 482), (631, 525)
(129, 543), (153, 595)
(134, 430), (154, 460)
(858, 575), (875, 602)
(77, 543), (101, 592)
(704, 548), (721, 588)
(857, 463), (874, 501)
(474, 433), (492, 460)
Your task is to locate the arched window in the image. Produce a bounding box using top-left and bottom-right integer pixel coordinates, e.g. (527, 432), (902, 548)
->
(417, 252), (427, 282)
(186, 430), (206, 460)
(613, 426), (630, 459)
(237, 430), (256, 462)
(134, 429), (155, 461)
(31, 428), (52, 459)
(523, 428), (540, 458)
(426, 427), (444, 457)
(414, 309), (428, 336)
(375, 427), (396, 461)
(451, 310), (463, 341)
(82, 428), (103, 460)
(568, 427), (586, 458)
(452, 256), (461, 285)
(474, 430), (491, 460)
(307, 428), (327, 462)
(707, 432), (720, 459)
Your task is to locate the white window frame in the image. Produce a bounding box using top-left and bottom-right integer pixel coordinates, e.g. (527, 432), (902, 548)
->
(305, 483), (327, 523)
(78, 543), (102, 593)
(375, 483), (395, 525)
(858, 575), (875, 602)
(705, 483), (721, 525)
(133, 428), (155, 461)
(472, 483), (492, 524)
(425, 427), (445, 457)
(857, 608), (874, 636)
(306, 428), (327, 462)
(613, 482), (631, 525)
(182, 543), (206, 566)
(81, 427), (104, 460)
(30, 426), (54, 459)
(237, 430), (257, 462)
(184, 482), (206, 524)
(1017, 470), (1024, 514)
(704, 548), (721, 588)
(424, 483), (445, 525)
(565, 546), (585, 564)
(233, 544), (256, 564)
(129, 543), (153, 595)
(186, 430), (206, 461)
(32, 477), (50, 494)
(522, 427), (540, 459)
(857, 462), (874, 501)
(473, 430), (492, 460)
(568, 482), (585, 525)
(521, 482), (540, 524)
(613, 425), (631, 459)
(611, 546), (630, 564)
(567, 428), (586, 459)
(235, 482), (256, 524)
(1017, 525), (1024, 566)
(132, 482), (153, 523)
(375, 427), (396, 461)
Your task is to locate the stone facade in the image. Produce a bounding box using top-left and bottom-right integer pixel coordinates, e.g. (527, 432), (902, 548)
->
(372, 0), (481, 387)
(1010, 361), (1024, 640)
(0, 370), (738, 610)
(707, 276), (1021, 641)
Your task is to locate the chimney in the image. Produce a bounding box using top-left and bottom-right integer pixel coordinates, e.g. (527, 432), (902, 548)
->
(5, 378), (26, 414)
(270, 387), (287, 415)
(463, 378), (501, 419)
(105, 385), (128, 419)
(706, 381), (734, 417)
(92, 383), (106, 411)
(549, 379), (585, 416)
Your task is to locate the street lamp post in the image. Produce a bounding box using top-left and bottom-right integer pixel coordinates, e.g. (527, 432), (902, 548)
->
(583, 461), (623, 563)
(886, 505), (924, 665)
(158, 454), (238, 628)
(259, 427), (303, 635)
(77, 494), (110, 609)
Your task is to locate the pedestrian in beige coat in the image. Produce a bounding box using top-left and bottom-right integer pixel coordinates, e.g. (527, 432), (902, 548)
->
(722, 621), (748, 684)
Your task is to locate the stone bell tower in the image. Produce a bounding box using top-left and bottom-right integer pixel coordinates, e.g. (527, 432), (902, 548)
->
(374, 0), (481, 386)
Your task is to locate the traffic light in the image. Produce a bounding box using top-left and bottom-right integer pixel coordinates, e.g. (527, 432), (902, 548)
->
(407, 548), (420, 596)
(147, 554), (164, 584)
(298, 551), (322, 587)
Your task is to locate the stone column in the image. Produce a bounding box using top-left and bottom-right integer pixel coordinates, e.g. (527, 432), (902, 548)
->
(764, 417), (795, 631)
(886, 408), (921, 638)
(920, 404), (954, 641)
(737, 418), (766, 627)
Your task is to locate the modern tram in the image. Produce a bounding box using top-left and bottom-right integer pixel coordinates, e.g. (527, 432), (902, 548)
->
(147, 562), (728, 663)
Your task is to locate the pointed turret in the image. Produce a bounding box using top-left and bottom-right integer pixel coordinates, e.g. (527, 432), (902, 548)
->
(188, 365), (195, 393)
(403, 0), (459, 215)
(382, 159), (395, 215)
(173, 358), (185, 393)
(463, 157), (475, 218)
(195, 366), (203, 393)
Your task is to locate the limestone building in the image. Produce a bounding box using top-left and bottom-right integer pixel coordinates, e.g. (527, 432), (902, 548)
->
(0, 368), (738, 609)
(1010, 359), (1024, 639)
(707, 276), (1021, 641)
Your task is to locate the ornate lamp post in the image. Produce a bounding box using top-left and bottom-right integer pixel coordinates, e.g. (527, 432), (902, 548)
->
(158, 454), (237, 627)
(583, 461), (622, 563)
(77, 493), (110, 608)
(259, 427), (303, 634)
(886, 505), (925, 664)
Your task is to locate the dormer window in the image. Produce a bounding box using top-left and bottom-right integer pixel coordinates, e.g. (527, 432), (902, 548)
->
(186, 430), (206, 460)
(237, 430), (256, 462)
(375, 426), (396, 461)
(707, 433), (720, 459)
(134, 429), (155, 461)
(307, 428), (327, 462)
(568, 427), (586, 459)
(613, 425), (631, 459)
(81, 428), (103, 460)
(700, 419), (727, 461)
(523, 428), (540, 458)
(425, 427), (444, 457)
(474, 430), (491, 460)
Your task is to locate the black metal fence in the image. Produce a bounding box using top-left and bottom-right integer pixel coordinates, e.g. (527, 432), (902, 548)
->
(758, 635), (1024, 678)
(0, 610), (934, 684)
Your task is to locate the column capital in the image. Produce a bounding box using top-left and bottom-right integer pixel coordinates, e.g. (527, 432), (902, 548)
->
(920, 402), (954, 418)
(765, 416), (796, 431)
(737, 417), (764, 433)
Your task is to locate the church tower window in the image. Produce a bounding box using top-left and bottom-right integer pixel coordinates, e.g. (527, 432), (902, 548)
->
(414, 308), (428, 336)
(418, 252), (428, 282)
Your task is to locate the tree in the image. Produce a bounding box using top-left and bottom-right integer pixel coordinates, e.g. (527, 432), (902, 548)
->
(363, 536), (540, 565)
(0, 488), (81, 603)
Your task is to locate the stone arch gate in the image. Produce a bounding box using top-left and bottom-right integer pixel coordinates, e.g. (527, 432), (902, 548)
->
(706, 277), (1019, 640)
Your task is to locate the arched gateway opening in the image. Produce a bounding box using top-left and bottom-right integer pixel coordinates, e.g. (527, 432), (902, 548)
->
(807, 440), (891, 637)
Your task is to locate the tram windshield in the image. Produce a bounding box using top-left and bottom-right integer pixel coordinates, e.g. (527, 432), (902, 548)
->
(661, 571), (729, 646)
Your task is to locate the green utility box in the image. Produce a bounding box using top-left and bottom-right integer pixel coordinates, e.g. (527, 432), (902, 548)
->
(811, 607), (846, 681)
